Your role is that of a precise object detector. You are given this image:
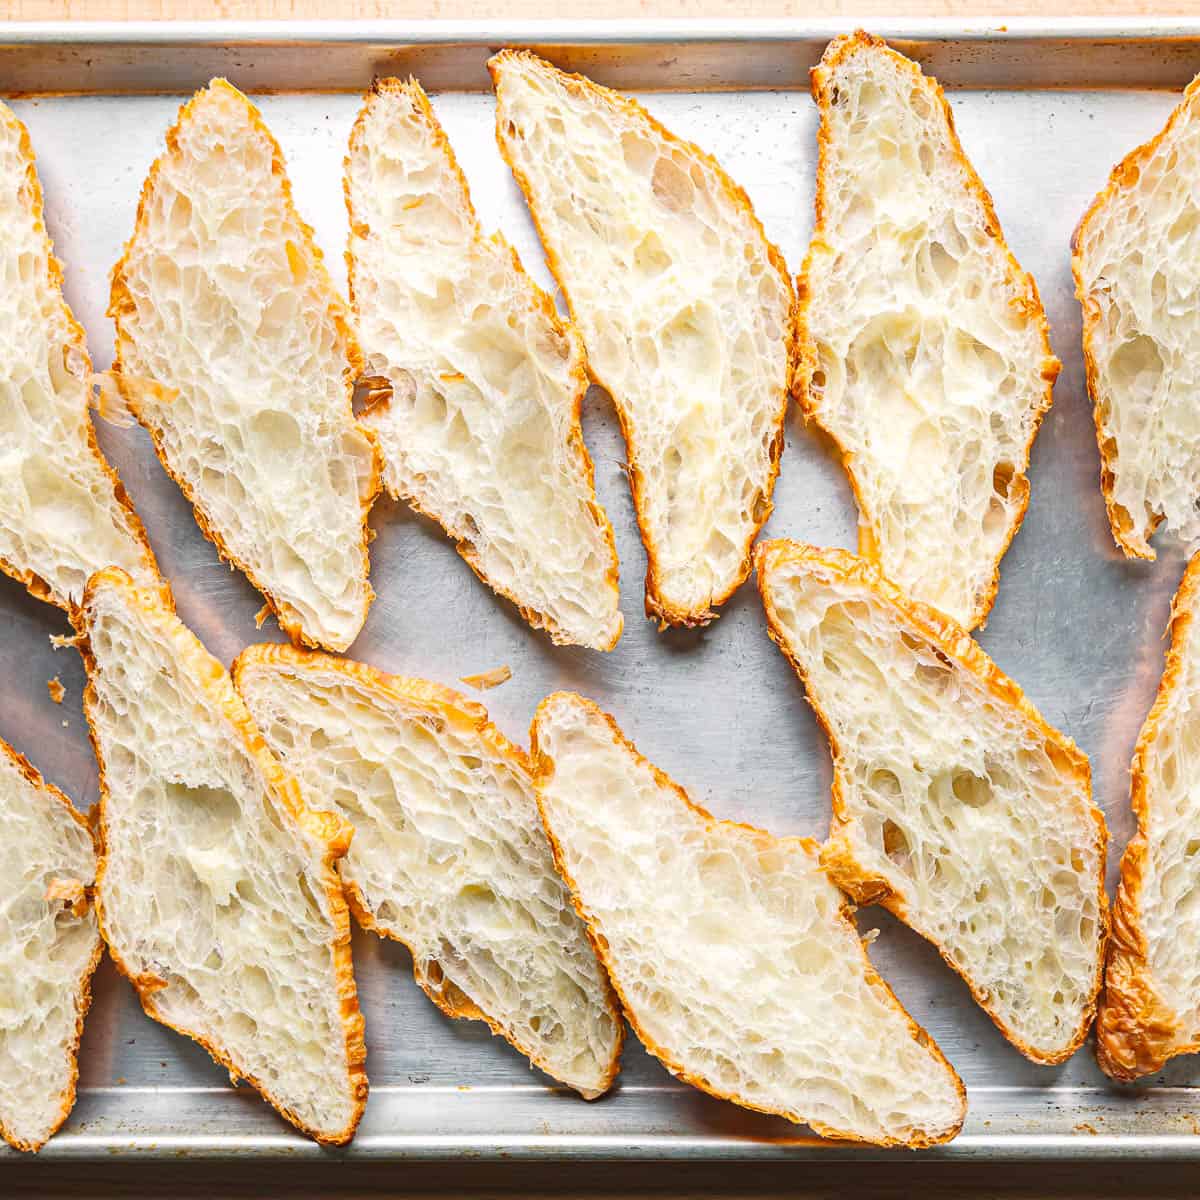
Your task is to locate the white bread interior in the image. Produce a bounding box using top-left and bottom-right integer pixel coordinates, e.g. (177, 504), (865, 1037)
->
(1073, 73), (1200, 560)
(531, 690), (966, 1147)
(757, 540), (1107, 1064)
(233, 644), (623, 1097)
(1097, 554), (1200, 1079)
(346, 79), (622, 651)
(76, 567), (368, 1144)
(490, 51), (794, 627)
(0, 100), (160, 611)
(109, 79), (379, 652)
(800, 33), (1059, 629)
(0, 744), (101, 1152)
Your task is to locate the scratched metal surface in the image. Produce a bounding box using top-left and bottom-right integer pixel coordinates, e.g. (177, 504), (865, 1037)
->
(1, 22), (1198, 1160)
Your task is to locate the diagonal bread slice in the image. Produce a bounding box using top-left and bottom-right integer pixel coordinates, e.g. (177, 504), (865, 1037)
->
(232, 644), (623, 1097)
(529, 691), (966, 1147)
(490, 51), (795, 628)
(1073, 75), (1200, 561)
(109, 79), (380, 652)
(73, 567), (368, 1144)
(756, 539), (1108, 1064)
(345, 79), (622, 651)
(0, 100), (161, 611)
(798, 33), (1060, 630)
(1097, 553), (1200, 1079)
(0, 740), (102, 1153)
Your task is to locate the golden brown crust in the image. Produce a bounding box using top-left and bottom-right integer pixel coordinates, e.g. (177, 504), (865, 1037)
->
(796, 32), (1060, 632)
(755, 538), (1108, 1066)
(489, 50), (796, 630)
(1071, 75), (1200, 562)
(0, 739), (102, 1154)
(230, 642), (624, 1099)
(528, 690), (965, 1147)
(0, 102), (163, 614)
(1095, 553), (1200, 1079)
(345, 78), (622, 652)
(73, 569), (368, 1145)
(108, 78), (380, 653)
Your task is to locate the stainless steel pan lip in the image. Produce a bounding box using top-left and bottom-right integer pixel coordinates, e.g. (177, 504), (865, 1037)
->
(4, 18), (1199, 99)
(1, 18), (1198, 1163)
(3, 18), (1198, 98)
(42, 1083), (1200, 1160)
(0, 17), (1199, 43)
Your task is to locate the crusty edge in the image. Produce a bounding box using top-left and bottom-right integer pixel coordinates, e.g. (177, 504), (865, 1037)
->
(231, 641), (625, 1099)
(345, 79), (622, 653)
(796, 32), (1061, 631)
(1070, 75), (1200, 562)
(107, 78), (381, 653)
(0, 739), (103, 1154)
(0, 102), (163, 614)
(489, 49), (797, 630)
(528, 690), (966, 1147)
(1094, 553), (1200, 1079)
(72, 569), (368, 1145)
(755, 538), (1108, 1065)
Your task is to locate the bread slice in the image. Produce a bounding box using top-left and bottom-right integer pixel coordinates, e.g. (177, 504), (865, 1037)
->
(233, 644), (623, 1097)
(756, 539), (1108, 1063)
(73, 567), (368, 1144)
(490, 51), (795, 628)
(530, 691), (966, 1147)
(0, 740), (101, 1152)
(0, 100), (160, 611)
(798, 33), (1059, 630)
(109, 79), (380, 652)
(1097, 553), (1200, 1078)
(1073, 75), (1200, 561)
(345, 79), (622, 651)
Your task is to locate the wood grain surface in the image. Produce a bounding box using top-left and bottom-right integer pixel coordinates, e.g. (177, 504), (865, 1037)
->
(6, 0), (1200, 18)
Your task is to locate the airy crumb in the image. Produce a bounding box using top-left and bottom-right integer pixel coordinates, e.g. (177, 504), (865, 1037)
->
(44, 876), (87, 916)
(47, 676), (65, 704)
(355, 374), (392, 413)
(90, 370), (137, 428)
(460, 665), (512, 691)
(92, 370), (178, 427)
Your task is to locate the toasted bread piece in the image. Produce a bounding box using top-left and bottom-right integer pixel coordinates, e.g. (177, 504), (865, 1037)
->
(757, 540), (1107, 1064)
(530, 691), (965, 1147)
(109, 79), (380, 652)
(1097, 554), (1200, 1079)
(74, 568), (367, 1144)
(345, 80), (622, 651)
(0, 101), (160, 610)
(799, 33), (1059, 630)
(233, 644), (623, 1097)
(0, 741), (101, 1152)
(1073, 75), (1200, 560)
(490, 51), (794, 628)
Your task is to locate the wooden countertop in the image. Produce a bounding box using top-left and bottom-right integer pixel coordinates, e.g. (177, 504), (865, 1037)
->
(7, 0), (1199, 18)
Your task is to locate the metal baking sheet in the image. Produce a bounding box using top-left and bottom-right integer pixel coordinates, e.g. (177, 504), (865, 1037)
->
(2, 19), (1200, 1161)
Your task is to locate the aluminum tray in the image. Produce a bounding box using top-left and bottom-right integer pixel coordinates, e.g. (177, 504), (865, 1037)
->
(2, 19), (1199, 1162)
